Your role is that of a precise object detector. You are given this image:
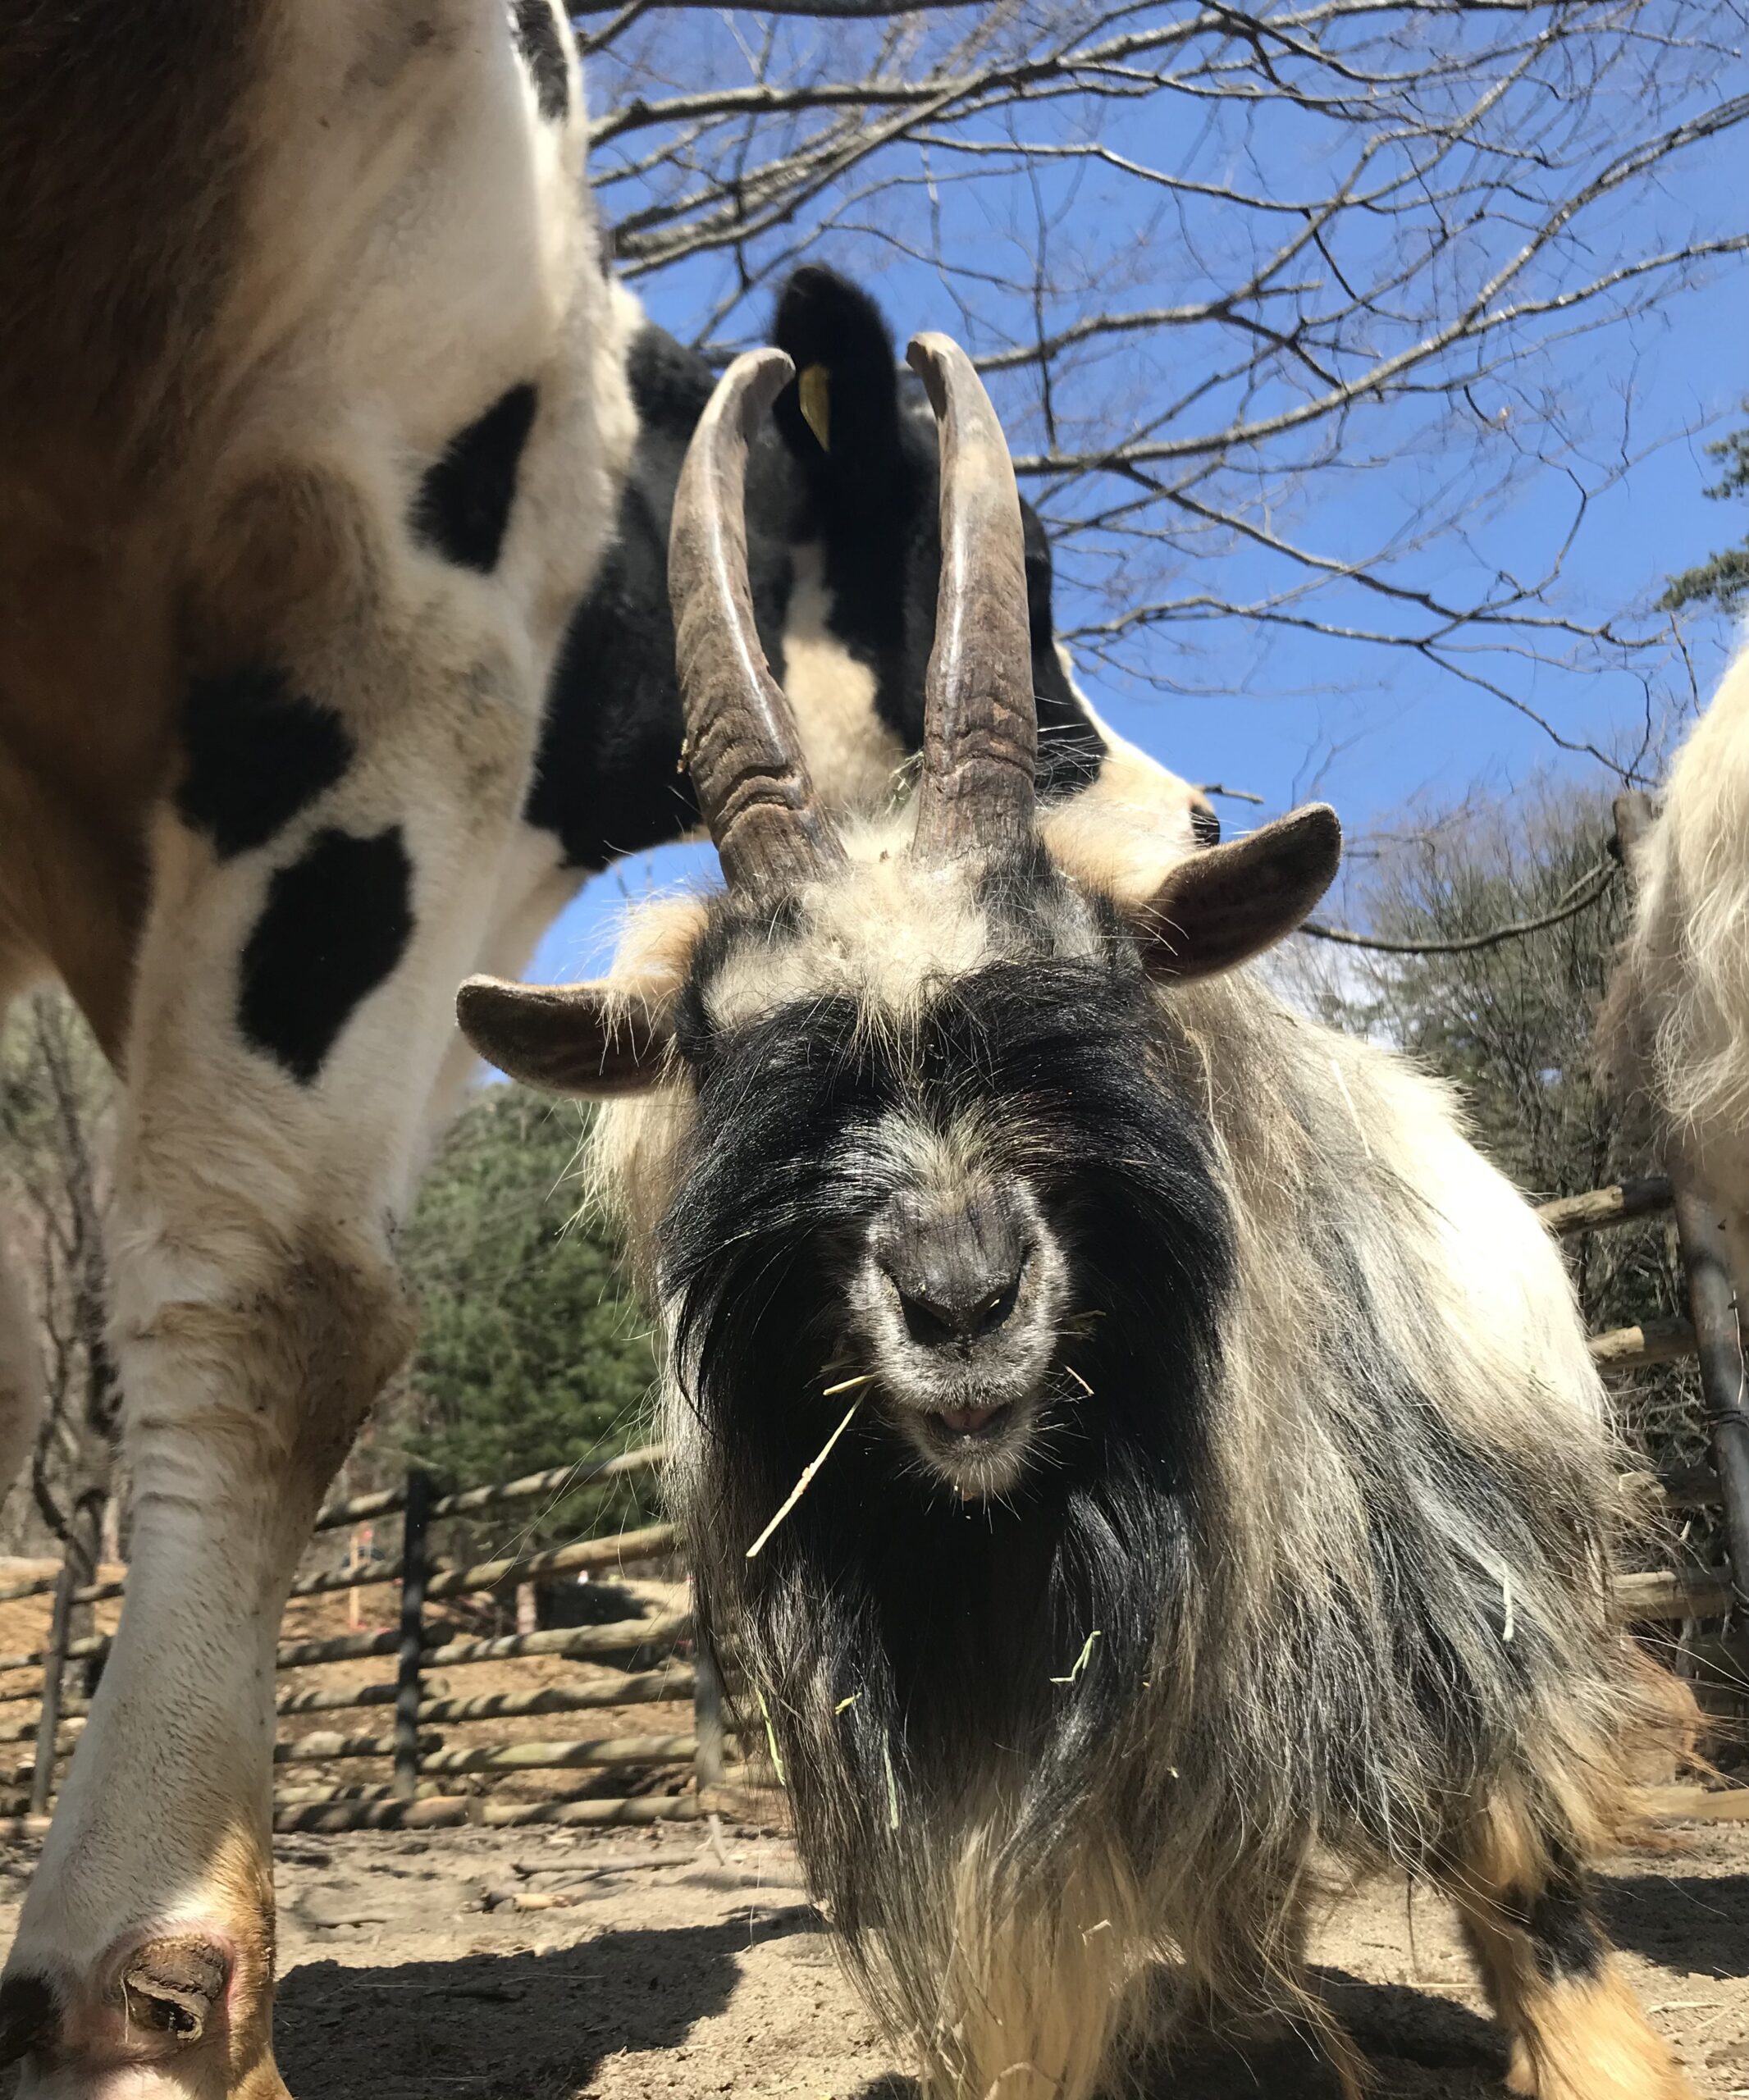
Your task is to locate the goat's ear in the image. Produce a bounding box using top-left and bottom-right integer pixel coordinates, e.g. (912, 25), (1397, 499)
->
(1128, 804), (1341, 983)
(455, 976), (674, 1097)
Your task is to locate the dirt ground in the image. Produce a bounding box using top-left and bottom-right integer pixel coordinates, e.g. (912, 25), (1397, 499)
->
(6, 1565), (1749, 2095)
(1, 1816), (1747, 2098)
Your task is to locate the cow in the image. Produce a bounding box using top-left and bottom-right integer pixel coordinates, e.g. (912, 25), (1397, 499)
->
(458, 259), (1222, 1134)
(0, 7), (1212, 2093)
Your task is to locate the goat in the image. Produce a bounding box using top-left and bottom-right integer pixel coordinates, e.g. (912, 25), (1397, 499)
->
(462, 340), (1697, 2100)
(1598, 648), (1749, 1285)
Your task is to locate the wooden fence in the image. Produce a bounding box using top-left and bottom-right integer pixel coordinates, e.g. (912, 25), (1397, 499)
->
(0, 1443), (757, 1838)
(4, 853), (1749, 1842)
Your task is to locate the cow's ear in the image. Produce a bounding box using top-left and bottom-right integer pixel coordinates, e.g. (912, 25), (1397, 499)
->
(456, 976), (674, 1097)
(770, 267), (900, 470)
(1126, 805), (1340, 983)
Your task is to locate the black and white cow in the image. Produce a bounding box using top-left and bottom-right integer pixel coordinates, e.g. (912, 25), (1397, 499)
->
(0, 8), (1212, 2089)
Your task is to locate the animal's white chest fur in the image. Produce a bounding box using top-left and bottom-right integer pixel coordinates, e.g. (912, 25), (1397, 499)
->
(783, 544), (908, 816)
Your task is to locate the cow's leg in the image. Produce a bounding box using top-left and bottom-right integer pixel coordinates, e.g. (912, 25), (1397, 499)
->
(0, 623), (570, 2094)
(0, 155), (628, 2100)
(414, 825), (582, 1170)
(1443, 1796), (1696, 2100)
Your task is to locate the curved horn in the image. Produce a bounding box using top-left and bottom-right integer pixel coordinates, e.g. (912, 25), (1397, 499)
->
(906, 333), (1036, 865)
(669, 348), (847, 895)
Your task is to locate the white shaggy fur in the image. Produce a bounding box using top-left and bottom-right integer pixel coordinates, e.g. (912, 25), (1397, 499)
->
(1601, 648), (1749, 1229)
(585, 806), (1690, 2100)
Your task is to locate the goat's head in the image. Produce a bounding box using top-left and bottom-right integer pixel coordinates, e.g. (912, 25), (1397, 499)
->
(459, 340), (1340, 1509)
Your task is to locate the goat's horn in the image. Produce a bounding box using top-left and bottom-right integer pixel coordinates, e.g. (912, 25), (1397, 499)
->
(906, 333), (1036, 865)
(669, 347), (847, 895)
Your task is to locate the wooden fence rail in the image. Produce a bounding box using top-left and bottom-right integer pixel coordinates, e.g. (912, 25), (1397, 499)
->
(0, 1445), (671, 1608)
(0, 1442), (713, 1836)
(4, 1117), (1747, 1834)
(1535, 1177), (1674, 1237)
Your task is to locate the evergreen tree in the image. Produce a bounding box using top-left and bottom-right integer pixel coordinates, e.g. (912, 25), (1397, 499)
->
(1661, 409), (1749, 617)
(389, 1084), (660, 1545)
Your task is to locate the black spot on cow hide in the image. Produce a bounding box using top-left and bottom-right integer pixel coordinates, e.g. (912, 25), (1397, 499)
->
(238, 828), (414, 1082)
(524, 325), (742, 868)
(176, 666), (354, 859)
(413, 383), (538, 573)
(511, 0), (569, 121)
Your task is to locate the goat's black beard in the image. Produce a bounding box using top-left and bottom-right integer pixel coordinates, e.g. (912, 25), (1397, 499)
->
(659, 956), (1236, 1935)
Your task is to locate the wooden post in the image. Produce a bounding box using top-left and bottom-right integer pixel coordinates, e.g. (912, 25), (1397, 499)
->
(1615, 791), (1749, 1614)
(693, 1641), (726, 1791)
(30, 1559), (77, 1816)
(1669, 1185), (1749, 1614)
(393, 1469), (434, 1801)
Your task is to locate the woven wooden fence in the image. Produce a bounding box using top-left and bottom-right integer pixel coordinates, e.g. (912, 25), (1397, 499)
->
(5, 901), (1749, 1841)
(0, 1444), (760, 1838)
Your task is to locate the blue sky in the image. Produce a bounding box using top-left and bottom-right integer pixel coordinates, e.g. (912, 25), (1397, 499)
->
(532, 8), (1748, 982)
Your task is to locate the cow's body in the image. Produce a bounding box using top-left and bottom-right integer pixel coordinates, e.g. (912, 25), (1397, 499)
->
(527, 268), (1213, 879)
(0, 11), (1212, 2094)
(0, 6), (628, 2090)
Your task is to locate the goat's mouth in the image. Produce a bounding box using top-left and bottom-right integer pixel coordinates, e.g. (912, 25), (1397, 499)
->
(923, 1400), (1014, 1445)
(888, 1385), (1042, 1498)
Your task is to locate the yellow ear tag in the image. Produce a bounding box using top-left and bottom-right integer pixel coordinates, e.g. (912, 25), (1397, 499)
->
(799, 363), (830, 452)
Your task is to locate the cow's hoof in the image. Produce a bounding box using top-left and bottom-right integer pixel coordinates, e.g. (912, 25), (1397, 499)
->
(0, 1929), (289, 2098)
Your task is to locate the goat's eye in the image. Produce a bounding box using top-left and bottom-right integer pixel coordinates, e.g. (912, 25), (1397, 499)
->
(1190, 804), (1222, 847)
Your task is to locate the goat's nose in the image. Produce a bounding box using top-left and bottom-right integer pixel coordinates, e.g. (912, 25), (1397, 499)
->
(880, 1198), (1030, 1347)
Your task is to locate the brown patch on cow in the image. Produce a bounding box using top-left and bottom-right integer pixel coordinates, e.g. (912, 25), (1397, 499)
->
(188, 463), (384, 677)
(0, 0), (258, 491)
(0, 0), (276, 1055)
(0, 727), (154, 1059)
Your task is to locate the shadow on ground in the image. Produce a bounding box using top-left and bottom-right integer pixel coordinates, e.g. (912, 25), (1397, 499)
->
(276, 1915), (813, 2100)
(1604, 1871), (1749, 1979)
(852, 1970), (1508, 2100)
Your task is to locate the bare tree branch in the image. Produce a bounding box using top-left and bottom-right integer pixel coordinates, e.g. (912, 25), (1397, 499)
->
(587, 0), (1742, 774)
(1301, 856), (1620, 953)
(578, 0), (980, 14)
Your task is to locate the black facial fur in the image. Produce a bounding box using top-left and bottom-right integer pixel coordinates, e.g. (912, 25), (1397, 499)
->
(238, 826), (414, 1082)
(511, 0), (569, 121)
(663, 921), (1235, 1920)
(176, 666), (353, 859)
(413, 382), (538, 573)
